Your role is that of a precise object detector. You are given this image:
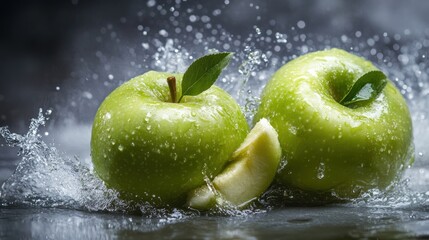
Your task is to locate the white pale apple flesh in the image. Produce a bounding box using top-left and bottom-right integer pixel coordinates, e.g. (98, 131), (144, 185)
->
(187, 118), (281, 210)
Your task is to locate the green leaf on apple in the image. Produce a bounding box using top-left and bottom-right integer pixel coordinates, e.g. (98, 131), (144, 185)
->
(340, 70), (387, 107)
(179, 52), (233, 102)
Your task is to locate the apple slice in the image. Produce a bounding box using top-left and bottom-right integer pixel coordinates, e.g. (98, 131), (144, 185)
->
(187, 118), (281, 210)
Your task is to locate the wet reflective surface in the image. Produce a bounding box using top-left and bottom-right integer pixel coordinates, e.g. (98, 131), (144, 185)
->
(1, 206), (429, 239)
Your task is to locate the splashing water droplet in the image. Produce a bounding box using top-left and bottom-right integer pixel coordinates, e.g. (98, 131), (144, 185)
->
(297, 20), (306, 29)
(0, 110), (128, 211)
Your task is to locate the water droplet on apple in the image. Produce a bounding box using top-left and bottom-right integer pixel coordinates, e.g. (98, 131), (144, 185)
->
(289, 126), (297, 135)
(118, 145), (124, 151)
(145, 112), (152, 122)
(104, 113), (111, 120)
(317, 162), (325, 179)
(277, 159), (288, 173)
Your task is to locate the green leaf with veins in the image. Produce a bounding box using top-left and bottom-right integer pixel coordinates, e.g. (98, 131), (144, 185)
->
(179, 52), (233, 102)
(340, 70), (387, 108)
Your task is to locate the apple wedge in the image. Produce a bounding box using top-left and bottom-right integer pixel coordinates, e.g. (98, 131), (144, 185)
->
(187, 118), (281, 210)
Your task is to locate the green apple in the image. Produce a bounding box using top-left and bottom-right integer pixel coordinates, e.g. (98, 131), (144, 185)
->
(91, 70), (248, 206)
(187, 118), (281, 210)
(254, 48), (414, 199)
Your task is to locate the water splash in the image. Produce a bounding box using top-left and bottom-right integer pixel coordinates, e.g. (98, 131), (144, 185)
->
(350, 176), (429, 210)
(0, 109), (127, 212)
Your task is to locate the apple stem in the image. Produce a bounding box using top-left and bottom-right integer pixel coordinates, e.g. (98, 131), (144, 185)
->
(167, 76), (177, 103)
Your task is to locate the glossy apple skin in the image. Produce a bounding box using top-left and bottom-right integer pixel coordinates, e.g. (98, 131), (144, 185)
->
(254, 48), (414, 198)
(91, 71), (248, 206)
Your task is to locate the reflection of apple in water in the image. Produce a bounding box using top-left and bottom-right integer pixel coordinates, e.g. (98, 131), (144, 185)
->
(91, 53), (249, 206)
(255, 48), (414, 198)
